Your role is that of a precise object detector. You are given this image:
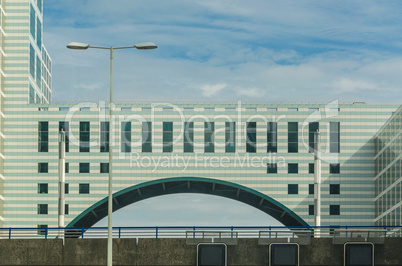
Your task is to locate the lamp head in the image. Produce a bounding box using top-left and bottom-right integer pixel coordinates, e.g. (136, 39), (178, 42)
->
(67, 42), (90, 50)
(134, 42), (158, 50)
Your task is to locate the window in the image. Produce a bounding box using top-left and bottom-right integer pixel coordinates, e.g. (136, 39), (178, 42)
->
(267, 108), (277, 111)
(309, 205), (314, 215)
(29, 84), (35, 104)
(267, 163), (277, 174)
(37, 18), (42, 50)
(225, 108), (236, 112)
(142, 122), (152, 152)
(100, 163), (109, 173)
(80, 107), (90, 111)
(100, 122), (109, 152)
(204, 108), (214, 112)
(38, 162), (48, 173)
(288, 163), (298, 174)
(38, 122), (48, 152)
(142, 107), (151, 111)
(79, 184), (90, 194)
(330, 184), (340, 194)
(288, 108), (298, 111)
(330, 163), (340, 174)
(30, 4), (35, 38)
(38, 183), (48, 194)
(59, 122), (69, 152)
(309, 108), (319, 112)
(267, 122), (277, 153)
(246, 122), (257, 153)
(79, 163), (90, 173)
(204, 122), (215, 153)
(309, 163), (314, 174)
(308, 122), (319, 153)
(80, 122), (90, 152)
(59, 107), (69, 111)
(184, 122), (194, 153)
(37, 0), (43, 13)
(37, 224), (47, 236)
(330, 122), (340, 153)
(65, 183), (69, 194)
(38, 204), (48, 214)
(65, 163), (69, 173)
(121, 122), (131, 153)
(225, 122), (235, 153)
(121, 107), (131, 111)
(184, 107), (194, 112)
(246, 108), (256, 111)
(163, 122), (173, 152)
(288, 122), (298, 153)
(288, 184), (298, 194)
(309, 184), (314, 195)
(65, 204), (69, 215)
(330, 205), (340, 215)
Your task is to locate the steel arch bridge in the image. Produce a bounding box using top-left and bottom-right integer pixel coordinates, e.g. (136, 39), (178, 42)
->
(67, 177), (308, 228)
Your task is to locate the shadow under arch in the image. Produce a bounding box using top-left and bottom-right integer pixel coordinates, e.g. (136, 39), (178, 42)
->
(67, 177), (308, 228)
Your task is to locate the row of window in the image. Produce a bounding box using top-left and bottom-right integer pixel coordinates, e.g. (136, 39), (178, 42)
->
(36, 202), (341, 216)
(38, 183), (86, 195)
(37, 162), (109, 174)
(38, 121), (341, 154)
(288, 184), (340, 195)
(267, 163), (341, 174)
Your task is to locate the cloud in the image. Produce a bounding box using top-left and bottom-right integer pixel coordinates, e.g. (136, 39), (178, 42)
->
(200, 83), (227, 97)
(73, 83), (103, 91)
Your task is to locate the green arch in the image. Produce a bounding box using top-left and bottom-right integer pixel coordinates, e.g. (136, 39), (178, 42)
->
(67, 177), (308, 228)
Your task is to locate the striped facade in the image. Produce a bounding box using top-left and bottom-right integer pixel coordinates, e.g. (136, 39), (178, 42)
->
(0, 0), (401, 230)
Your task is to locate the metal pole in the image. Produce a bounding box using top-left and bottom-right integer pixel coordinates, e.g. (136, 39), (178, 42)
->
(58, 130), (66, 240)
(107, 47), (114, 266)
(314, 130), (321, 237)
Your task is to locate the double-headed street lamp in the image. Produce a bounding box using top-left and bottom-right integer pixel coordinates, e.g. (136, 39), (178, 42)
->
(67, 41), (157, 266)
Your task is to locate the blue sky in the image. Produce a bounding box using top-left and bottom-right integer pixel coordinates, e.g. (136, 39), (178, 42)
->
(42, 1), (402, 226)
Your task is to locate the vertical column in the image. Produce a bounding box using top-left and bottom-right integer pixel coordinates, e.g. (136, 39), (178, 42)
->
(58, 130), (66, 239)
(314, 131), (321, 236)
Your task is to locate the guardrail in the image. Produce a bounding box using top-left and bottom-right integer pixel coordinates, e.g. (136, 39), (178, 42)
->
(0, 226), (401, 240)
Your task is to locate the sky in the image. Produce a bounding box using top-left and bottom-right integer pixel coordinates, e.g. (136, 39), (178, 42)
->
(42, 1), (402, 227)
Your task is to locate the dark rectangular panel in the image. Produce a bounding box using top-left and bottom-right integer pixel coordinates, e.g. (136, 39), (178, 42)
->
(197, 243), (226, 266)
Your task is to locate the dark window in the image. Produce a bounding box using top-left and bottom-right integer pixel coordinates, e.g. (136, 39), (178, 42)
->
(30, 44), (35, 79)
(100, 122), (109, 152)
(204, 122), (215, 153)
(38, 162), (48, 173)
(309, 122), (319, 153)
(59, 122), (69, 152)
(267, 163), (277, 174)
(65, 204), (69, 215)
(330, 205), (340, 215)
(80, 122), (90, 152)
(142, 122), (152, 152)
(288, 163), (298, 174)
(121, 122), (131, 153)
(330, 184), (340, 194)
(225, 122), (235, 153)
(330, 122), (340, 153)
(246, 122), (256, 153)
(65, 163), (69, 173)
(37, 18), (42, 50)
(309, 184), (314, 195)
(38, 122), (48, 152)
(38, 204), (48, 214)
(163, 122), (173, 152)
(79, 163), (90, 173)
(36, 55), (41, 88)
(309, 205), (314, 215)
(79, 184), (90, 194)
(100, 163), (109, 173)
(267, 122), (277, 153)
(288, 184), (298, 194)
(288, 122), (298, 153)
(330, 163), (340, 174)
(38, 183), (48, 194)
(37, 224), (47, 236)
(184, 122), (194, 153)
(65, 183), (69, 194)
(309, 163), (314, 174)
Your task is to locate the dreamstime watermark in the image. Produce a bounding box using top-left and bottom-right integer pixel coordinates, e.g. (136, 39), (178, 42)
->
(129, 152), (286, 172)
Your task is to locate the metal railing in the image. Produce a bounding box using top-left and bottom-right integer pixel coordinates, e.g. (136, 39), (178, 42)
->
(0, 225), (401, 240)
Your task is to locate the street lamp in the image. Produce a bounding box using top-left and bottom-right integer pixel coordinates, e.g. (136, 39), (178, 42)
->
(67, 41), (157, 266)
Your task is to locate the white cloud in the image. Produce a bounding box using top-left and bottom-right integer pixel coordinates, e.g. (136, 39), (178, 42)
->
(200, 83), (227, 97)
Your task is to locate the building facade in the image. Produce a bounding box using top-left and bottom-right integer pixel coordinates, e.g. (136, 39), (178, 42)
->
(0, 0), (401, 231)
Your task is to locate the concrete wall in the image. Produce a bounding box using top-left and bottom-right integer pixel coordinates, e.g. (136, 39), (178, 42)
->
(0, 238), (401, 265)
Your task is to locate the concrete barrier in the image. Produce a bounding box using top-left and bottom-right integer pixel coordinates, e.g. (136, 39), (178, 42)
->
(0, 238), (401, 265)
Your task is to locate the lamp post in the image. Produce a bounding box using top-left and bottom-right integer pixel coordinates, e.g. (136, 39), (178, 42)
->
(67, 41), (157, 266)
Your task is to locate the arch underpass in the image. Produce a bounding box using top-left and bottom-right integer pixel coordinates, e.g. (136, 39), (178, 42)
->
(67, 177), (308, 228)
